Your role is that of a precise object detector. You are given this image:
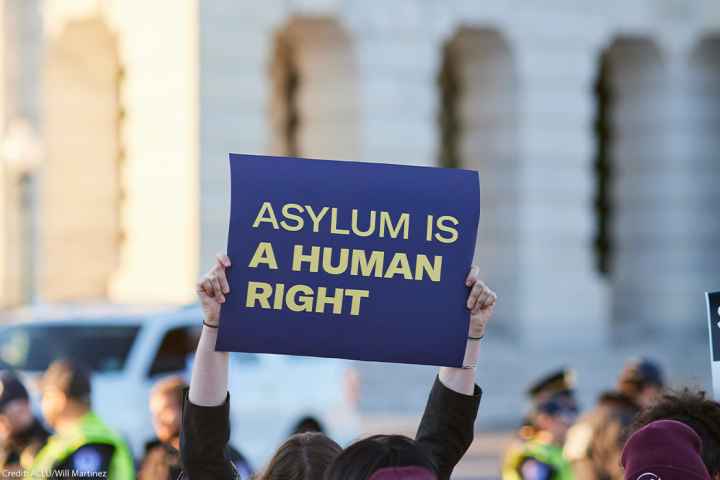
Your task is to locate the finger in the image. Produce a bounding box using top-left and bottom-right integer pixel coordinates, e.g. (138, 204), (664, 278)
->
(465, 265), (480, 287)
(485, 290), (498, 307)
(473, 282), (495, 313)
(473, 288), (490, 314)
(216, 253), (231, 268)
(200, 278), (215, 298)
(478, 284), (492, 304)
(467, 281), (483, 309)
(216, 265), (230, 294)
(209, 275), (225, 303)
(477, 290), (497, 313)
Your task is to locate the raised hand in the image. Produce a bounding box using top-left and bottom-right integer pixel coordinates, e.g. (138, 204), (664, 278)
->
(465, 265), (497, 339)
(196, 253), (231, 326)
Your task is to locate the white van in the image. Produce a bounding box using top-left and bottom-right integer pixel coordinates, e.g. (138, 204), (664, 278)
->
(0, 304), (361, 468)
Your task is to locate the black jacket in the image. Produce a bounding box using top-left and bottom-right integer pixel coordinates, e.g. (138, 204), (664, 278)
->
(179, 376), (481, 480)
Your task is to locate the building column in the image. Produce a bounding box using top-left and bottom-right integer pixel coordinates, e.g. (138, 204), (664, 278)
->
(0, 0), (42, 307)
(198, 0), (286, 272)
(0, 0), (13, 308)
(512, 32), (609, 348)
(622, 36), (720, 339)
(349, 21), (442, 168)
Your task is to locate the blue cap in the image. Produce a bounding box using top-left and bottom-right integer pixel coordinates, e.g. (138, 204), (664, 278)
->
(620, 357), (665, 388)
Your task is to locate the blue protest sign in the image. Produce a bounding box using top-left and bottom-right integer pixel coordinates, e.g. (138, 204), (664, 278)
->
(216, 154), (480, 367)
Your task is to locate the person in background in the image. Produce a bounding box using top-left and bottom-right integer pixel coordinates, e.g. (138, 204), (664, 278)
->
(138, 375), (252, 480)
(31, 359), (135, 479)
(0, 371), (49, 472)
(503, 369), (578, 480)
(621, 419), (711, 480)
(629, 389), (720, 480)
(564, 357), (665, 480)
(180, 254), (494, 480)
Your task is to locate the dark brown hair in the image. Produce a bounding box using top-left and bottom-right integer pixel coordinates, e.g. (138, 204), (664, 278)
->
(324, 435), (436, 480)
(631, 389), (720, 476)
(260, 432), (341, 480)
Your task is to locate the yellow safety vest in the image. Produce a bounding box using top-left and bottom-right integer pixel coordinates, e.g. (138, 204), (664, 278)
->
(31, 411), (135, 480)
(503, 438), (574, 480)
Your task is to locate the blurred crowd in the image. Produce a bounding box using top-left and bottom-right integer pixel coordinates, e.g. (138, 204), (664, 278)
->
(0, 361), (252, 479)
(0, 354), (716, 479)
(0, 274), (716, 480)
(502, 358), (719, 480)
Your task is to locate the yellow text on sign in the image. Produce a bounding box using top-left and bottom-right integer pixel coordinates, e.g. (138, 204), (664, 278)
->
(245, 282), (370, 316)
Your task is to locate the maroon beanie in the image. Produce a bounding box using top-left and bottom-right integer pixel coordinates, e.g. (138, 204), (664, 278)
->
(621, 419), (711, 480)
(367, 466), (437, 480)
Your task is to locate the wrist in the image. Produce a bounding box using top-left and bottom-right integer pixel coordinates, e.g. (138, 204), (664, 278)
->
(203, 316), (219, 328)
(462, 338), (481, 367)
(468, 326), (485, 339)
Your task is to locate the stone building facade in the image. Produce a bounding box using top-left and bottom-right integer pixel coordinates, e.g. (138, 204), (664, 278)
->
(1, 0), (719, 417)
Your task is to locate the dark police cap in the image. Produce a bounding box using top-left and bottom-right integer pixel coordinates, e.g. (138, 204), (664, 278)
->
(0, 371), (29, 411)
(618, 357), (664, 388)
(527, 369), (575, 400)
(41, 359), (91, 401)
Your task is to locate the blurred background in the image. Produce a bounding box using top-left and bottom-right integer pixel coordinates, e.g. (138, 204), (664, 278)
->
(0, 0), (719, 476)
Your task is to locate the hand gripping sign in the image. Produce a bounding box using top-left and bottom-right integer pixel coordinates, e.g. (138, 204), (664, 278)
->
(216, 154), (480, 367)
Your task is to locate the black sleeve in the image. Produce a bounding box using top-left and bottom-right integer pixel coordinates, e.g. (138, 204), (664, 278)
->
(225, 445), (254, 480)
(415, 376), (482, 480)
(180, 388), (237, 480)
(54, 443), (115, 479)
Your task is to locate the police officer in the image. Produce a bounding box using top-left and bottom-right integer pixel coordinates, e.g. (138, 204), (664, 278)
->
(31, 359), (134, 479)
(0, 371), (49, 472)
(503, 369), (578, 480)
(564, 358), (665, 480)
(139, 376), (252, 480)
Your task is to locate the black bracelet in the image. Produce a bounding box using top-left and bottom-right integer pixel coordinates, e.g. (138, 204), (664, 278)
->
(468, 335), (484, 341)
(203, 320), (219, 329)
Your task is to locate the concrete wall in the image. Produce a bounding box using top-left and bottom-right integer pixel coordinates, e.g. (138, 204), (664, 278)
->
(0, 2), (717, 415)
(195, 0), (718, 419)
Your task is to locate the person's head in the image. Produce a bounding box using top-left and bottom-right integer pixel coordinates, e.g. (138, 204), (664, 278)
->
(617, 357), (665, 408)
(526, 369), (579, 443)
(631, 389), (720, 479)
(149, 376), (186, 444)
(260, 431), (341, 480)
(40, 359), (92, 428)
(622, 419), (711, 480)
(532, 392), (578, 444)
(324, 435), (437, 480)
(291, 416), (325, 435)
(0, 372), (33, 441)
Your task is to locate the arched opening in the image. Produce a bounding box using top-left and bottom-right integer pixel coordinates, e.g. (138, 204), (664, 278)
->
(269, 17), (359, 160)
(42, 18), (124, 300)
(438, 28), (518, 335)
(599, 38), (667, 339)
